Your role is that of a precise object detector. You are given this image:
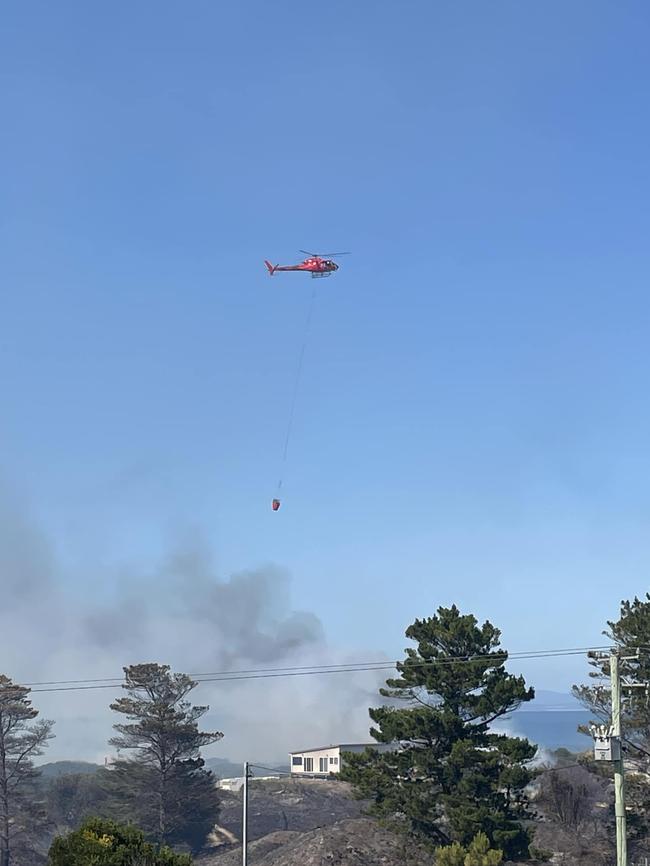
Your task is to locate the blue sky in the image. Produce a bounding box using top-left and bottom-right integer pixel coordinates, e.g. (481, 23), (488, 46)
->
(2, 0), (650, 720)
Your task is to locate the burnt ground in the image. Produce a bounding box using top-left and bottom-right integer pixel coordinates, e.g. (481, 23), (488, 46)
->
(198, 818), (431, 866)
(213, 778), (367, 843)
(197, 768), (630, 866)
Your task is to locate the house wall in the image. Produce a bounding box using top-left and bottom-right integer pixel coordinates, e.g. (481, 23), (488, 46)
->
(290, 746), (341, 775)
(289, 743), (395, 776)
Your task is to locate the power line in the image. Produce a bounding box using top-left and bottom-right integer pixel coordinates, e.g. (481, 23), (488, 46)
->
(249, 763), (292, 777)
(24, 644), (615, 694)
(26, 644), (614, 685)
(24, 660), (407, 687)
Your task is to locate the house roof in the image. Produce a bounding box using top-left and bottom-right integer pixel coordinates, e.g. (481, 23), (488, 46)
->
(289, 743), (378, 755)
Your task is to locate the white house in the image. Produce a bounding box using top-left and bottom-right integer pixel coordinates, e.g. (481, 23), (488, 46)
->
(289, 743), (394, 777)
(216, 775), (278, 792)
(217, 776), (246, 792)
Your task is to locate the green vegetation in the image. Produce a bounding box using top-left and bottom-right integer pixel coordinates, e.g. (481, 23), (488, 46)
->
(38, 761), (100, 779)
(6, 596), (650, 864)
(103, 663), (222, 851)
(0, 676), (54, 866)
(573, 593), (650, 743)
(48, 817), (192, 865)
(342, 605), (537, 860)
(527, 845), (553, 861)
(573, 593), (650, 842)
(436, 832), (503, 865)
(45, 769), (110, 831)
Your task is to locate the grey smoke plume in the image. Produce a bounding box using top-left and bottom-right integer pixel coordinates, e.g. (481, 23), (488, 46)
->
(0, 493), (385, 765)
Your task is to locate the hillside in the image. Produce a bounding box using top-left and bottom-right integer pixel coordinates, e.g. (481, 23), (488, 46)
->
(30, 760), (626, 865)
(204, 757), (248, 779)
(197, 766), (625, 866)
(214, 778), (366, 843)
(205, 757), (289, 779)
(36, 761), (100, 779)
(198, 818), (432, 866)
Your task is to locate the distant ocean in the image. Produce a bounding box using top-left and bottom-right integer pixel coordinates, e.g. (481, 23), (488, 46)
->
(491, 709), (593, 752)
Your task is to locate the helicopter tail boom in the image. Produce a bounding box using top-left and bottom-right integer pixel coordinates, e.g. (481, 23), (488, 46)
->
(264, 260), (277, 276)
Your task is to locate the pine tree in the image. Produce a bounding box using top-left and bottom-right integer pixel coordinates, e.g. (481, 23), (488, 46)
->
(106, 664), (222, 850)
(573, 593), (650, 746)
(0, 676), (54, 866)
(572, 593), (650, 842)
(341, 606), (537, 860)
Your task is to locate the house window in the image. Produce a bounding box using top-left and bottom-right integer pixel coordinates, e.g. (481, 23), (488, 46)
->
(304, 757), (313, 772)
(319, 757), (328, 773)
(334, 757), (339, 764)
(329, 757), (335, 764)
(292, 756), (303, 766)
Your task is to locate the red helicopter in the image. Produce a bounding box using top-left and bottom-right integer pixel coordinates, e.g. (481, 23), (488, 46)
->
(264, 250), (349, 279)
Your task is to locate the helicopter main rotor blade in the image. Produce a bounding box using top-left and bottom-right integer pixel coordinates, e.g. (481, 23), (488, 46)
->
(299, 250), (351, 258)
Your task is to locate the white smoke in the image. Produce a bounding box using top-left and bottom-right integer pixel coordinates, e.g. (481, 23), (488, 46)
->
(0, 491), (386, 766)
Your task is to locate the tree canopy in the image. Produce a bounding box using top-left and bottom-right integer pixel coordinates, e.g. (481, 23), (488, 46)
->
(0, 675), (54, 866)
(436, 832), (503, 866)
(105, 664), (222, 850)
(341, 605), (537, 860)
(573, 593), (650, 746)
(573, 593), (650, 842)
(48, 817), (192, 866)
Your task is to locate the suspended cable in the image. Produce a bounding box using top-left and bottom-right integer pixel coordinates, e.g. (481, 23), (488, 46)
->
(23, 644), (614, 694)
(274, 283), (317, 508)
(23, 645), (612, 688)
(249, 763), (293, 777)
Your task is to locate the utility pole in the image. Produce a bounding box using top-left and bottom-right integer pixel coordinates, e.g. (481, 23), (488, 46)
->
(611, 651), (627, 866)
(242, 761), (249, 866)
(591, 649), (630, 866)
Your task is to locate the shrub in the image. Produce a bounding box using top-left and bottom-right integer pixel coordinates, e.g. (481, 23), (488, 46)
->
(436, 832), (503, 866)
(48, 816), (192, 866)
